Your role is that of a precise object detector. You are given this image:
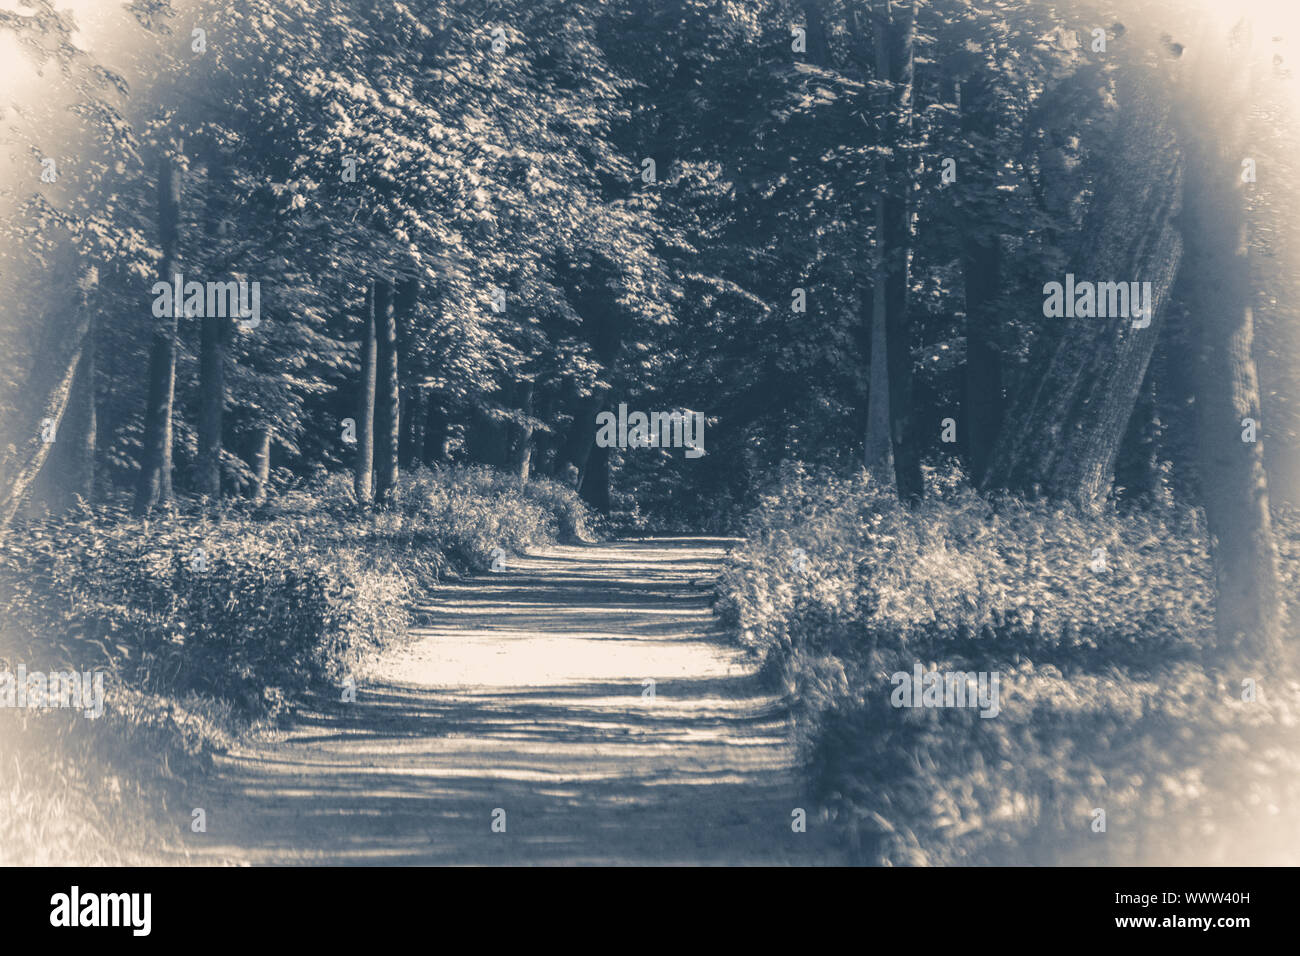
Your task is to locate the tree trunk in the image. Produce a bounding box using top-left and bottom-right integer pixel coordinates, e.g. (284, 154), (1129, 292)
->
(0, 294), (93, 524)
(531, 388), (559, 476)
(134, 151), (182, 516)
(41, 316), (96, 511)
(579, 440), (611, 512)
(959, 74), (1004, 485)
(354, 281), (377, 503)
(373, 277), (400, 501)
(875, 0), (922, 501)
(196, 307), (228, 500)
(864, 225), (894, 486)
(249, 425), (272, 504)
(400, 387), (425, 469)
(1180, 15), (1283, 661)
(562, 392), (605, 485)
(849, 5), (890, 486)
(394, 277), (420, 472)
(197, 152), (229, 500)
(963, 235), (1003, 484)
(1114, 361), (1161, 499)
(981, 51), (1183, 502)
(507, 380), (536, 482)
(560, 306), (624, 489)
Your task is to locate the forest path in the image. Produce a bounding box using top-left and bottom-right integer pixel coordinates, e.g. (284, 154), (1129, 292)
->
(177, 538), (841, 865)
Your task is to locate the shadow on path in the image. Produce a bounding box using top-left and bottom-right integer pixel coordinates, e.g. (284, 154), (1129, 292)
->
(177, 538), (843, 865)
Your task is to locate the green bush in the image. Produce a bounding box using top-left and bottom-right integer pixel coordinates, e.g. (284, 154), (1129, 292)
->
(0, 506), (411, 719)
(0, 466), (593, 721)
(718, 463), (1300, 865)
(0, 465), (595, 863)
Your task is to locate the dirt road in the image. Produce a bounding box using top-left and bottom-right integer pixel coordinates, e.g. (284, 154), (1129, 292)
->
(179, 538), (840, 865)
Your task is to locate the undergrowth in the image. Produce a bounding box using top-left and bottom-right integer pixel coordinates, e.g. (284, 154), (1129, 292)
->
(716, 462), (1300, 865)
(0, 465), (593, 864)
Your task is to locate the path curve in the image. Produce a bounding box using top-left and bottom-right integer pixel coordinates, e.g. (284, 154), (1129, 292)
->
(181, 538), (840, 865)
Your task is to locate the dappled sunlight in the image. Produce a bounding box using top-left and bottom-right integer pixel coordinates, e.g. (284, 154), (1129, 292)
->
(174, 540), (839, 865)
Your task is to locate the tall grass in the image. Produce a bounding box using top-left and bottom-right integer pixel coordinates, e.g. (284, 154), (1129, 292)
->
(717, 463), (1300, 865)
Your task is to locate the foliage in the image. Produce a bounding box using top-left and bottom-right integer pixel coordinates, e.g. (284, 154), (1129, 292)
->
(0, 465), (592, 863)
(718, 464), (1300, 864)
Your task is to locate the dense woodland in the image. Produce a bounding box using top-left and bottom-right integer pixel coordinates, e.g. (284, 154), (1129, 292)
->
(2, 0), (1299, 866)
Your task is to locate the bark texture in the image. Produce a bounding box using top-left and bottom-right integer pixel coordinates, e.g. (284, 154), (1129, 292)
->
(134, 151), (182, 515)
(873, 0), (921, 500)
(981, 56), (1183, 501)
(354, 281), (377, 503)
(197, 153), (230, 500)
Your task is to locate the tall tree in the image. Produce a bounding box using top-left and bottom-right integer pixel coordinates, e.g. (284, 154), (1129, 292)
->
(249, 424), (272, 505)
(34, 310), (96, 513)
(0, 287), (94, 525)
(959, 73), (1004, 484)
(196, 152), (230, 500)
(134, 149), (182, 515)
(0, 0), (132, 525)
(373, 277), (400, 502)
(508, 380), (536, 482)
(981, 28), (1183, 502)
(864, 218), (894, 484)
(355, 281), (377, 503)
(874, 0), (922, 500)
(1179, 14), (1284, 661)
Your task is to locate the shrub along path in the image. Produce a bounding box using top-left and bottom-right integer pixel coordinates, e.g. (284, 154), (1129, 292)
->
(176, 538), (842, 864)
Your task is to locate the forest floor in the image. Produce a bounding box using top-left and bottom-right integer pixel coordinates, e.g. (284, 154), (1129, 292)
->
(169, 538), (842, 865)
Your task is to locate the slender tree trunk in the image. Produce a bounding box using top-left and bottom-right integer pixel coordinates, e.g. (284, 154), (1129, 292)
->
(400, 387), (425, 469)
(2, 293), (94, 523)
(874, 0), (921, 500)
(981, 49), (1183, 501)
(802, 2), (830, 65)
(532, 389), (559, 476)
(197, 309), (228, 500)
(135, 150), (182, 515)
(960, 75), (1004, 485)
(963, 235), (1003, 484)
(397, 389), (412, 468)
(197, 152), (229, 500)
(373, 277), (399, 501)
(43, 316), (96, 510)
(249, 424), (272, 504)
(355, 281), (377, 503)
(859, 6), (892, 485)
(508, 380), (536, 482)
(842, 5), (894, 486)
(393, 276), (420, 472)
(1180, 15), (1283, 660)
(864, 231), (895, 485)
